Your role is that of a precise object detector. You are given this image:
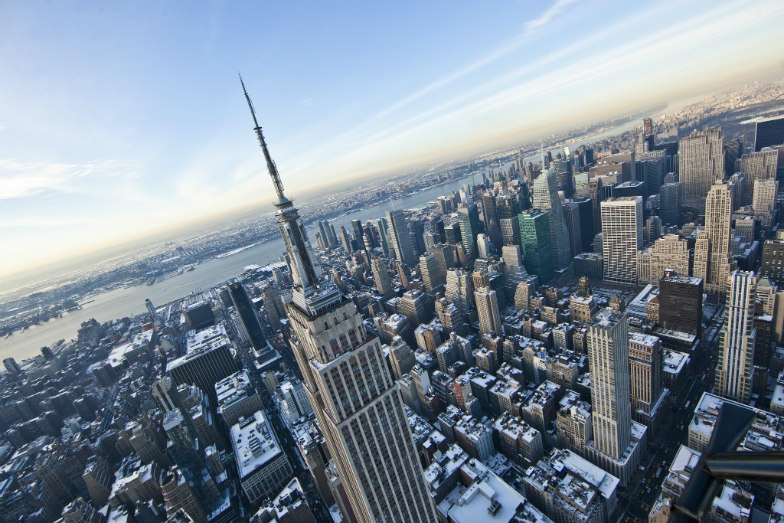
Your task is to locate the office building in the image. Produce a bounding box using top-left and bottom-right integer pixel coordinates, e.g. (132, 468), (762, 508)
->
(420, 252), (446, 293)
(702, 182), (734, 296)
(679, 128), (725, 208)
(166, 323), (238, 399)
(161, 468), (205, 522)
(457, 204), (481, 260)
(387, 209), (417, 267)
(628, 333), (663, 423)
(658, 272), (703, 335)
(228, 281), (267, 353)
(715, 271), (757, 403)
(215, 370), (264, 428)
(242, 82), (437, 523)
(741, 148), (779, 181)
(600, 197), (643, 285)
(519, 209), (553, 282)
(761, 240), (784, 286)
(370, 257), (394, 299)
(562, 200), (584, 257)
(475, 287), (503, 337)
(752, 178), (778, 224)
(754, 116), (784, 151)
(445, 269), (474, 316)
(637, 234), (690, 285)
(231, 411), (293, 504)
(532, 167), (571, 267)
(587, 309), (631, 460)
(659, 181), (682, 226)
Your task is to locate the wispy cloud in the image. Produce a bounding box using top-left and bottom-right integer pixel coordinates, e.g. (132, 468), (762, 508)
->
(289, 0), (783, 185)
(524, 0), (578, 32)
(0, 216), (92, 229)
(0, 158), (138, 199)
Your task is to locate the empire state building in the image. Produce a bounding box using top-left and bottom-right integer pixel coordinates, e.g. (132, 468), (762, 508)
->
(241, 78), (438, 523)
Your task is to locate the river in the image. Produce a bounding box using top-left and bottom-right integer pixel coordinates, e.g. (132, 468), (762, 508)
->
(1, 116), (646, 363)
(0, 174), (482, 363)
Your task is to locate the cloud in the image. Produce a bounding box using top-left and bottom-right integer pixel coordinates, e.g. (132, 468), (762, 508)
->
(524, 0), (578, 32)
(289, 0), (783, 185)
(0, 216), (92, 229)
(0, 158), (137, 199)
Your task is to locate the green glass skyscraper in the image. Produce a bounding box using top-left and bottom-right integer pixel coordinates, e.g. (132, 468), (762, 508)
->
(518, 209), (553, 282)
(458, 204), (481, 260)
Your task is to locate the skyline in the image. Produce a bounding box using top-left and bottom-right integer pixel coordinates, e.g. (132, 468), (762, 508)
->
(2, 0), (784, 281)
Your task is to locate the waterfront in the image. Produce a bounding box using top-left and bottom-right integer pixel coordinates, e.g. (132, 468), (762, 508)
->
(0, 173), (480, 362)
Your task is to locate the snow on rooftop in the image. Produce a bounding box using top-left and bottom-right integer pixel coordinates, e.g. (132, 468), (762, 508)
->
(230, 410), (284, 479)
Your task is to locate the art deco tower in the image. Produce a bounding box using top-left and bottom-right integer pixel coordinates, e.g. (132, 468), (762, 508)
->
(241, 79), (437, 523)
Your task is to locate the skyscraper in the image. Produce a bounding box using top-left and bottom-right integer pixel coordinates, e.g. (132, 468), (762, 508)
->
(754, 116), (784, 151)
(419, 252), (445, 293)
(518, 209), (553, 282)
(457, 204), (481, 260)
(474, 287), (503, 337)
(445, 269), (474, 316)
(679, 128), (725, 208)
(752, 178), (778, 224)
(562, 200), (584, 258)
(387, 209), (417, 267)
(241, 80), (437, 523)
(659, 182), (682, 225)
(703, 182), (734, 296)
(532, 167), (571, 267)
(600, 197), (643, 285)
(371, 257), (394, 299)
(227, 281), (267, 353)
(715, 271), (757, 403)
(588, 308), (631, 460)
(628, 333), (662, 424)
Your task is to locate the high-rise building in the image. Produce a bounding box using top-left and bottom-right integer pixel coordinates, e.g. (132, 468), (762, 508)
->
(161, 468), (205, 522)
(481, 192), (502, 246)
(754, 116), (784, 151)
(659, 182), (682, 226)
(371, 257), (394, 298)
(518, 209), (553, 282)
(474, 287), (503, 337)
(679, 128), (725, 208)
(262, 283), (287, 329)
(752, 178), (778, 224)
(318, 220), (339, 249)
(702, 182), (734, 296)
(741, 148), (778, 181)
(637, 234), (690, 285)
(532, 167), (571, 267)
(387, 209), (417, 267)
(420, 252), (446, 293)
(241, 81), (437, 523)
(761, 240), (784, 287)
(227, 281), (267, 353)
(457, 204), (481, 260)
(628, 333), (662, 423)
(445, 269), (474, 316)
(562, 200), (584, 257)
(658, 272), (703, 335)
(587, 309), (631, 460)
(166, 324), (238, 399)
(600, 197), (643, 285)
(715, 271), (757, 403)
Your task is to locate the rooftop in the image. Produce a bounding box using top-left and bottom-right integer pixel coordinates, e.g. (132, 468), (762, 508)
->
(230, 410), (284, 479)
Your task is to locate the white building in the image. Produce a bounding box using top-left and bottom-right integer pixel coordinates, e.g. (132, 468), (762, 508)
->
(600, 197), (643, 285)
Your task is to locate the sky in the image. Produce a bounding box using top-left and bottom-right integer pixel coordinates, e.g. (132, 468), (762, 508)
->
(1, 0), (784, 284)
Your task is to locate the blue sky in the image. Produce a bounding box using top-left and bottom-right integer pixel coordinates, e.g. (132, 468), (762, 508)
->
(1, 0), (783, 280)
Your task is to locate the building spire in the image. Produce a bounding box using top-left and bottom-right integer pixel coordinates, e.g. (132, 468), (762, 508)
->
(239, 74), (288, 205)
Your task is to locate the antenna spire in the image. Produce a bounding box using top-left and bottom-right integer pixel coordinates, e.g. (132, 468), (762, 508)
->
(239, 74), (288, 203)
